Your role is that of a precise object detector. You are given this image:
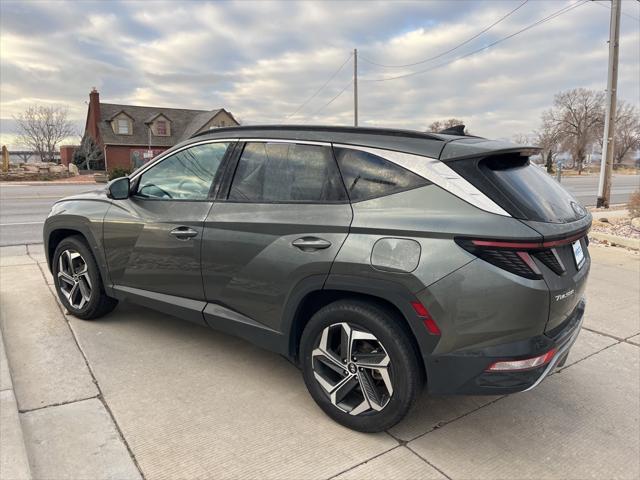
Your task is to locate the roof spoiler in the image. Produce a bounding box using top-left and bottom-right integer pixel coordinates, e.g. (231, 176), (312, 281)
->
(439, 138), (541, 162)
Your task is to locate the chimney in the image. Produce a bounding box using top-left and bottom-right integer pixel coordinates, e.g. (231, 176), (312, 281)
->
(88, 88), (101, 143)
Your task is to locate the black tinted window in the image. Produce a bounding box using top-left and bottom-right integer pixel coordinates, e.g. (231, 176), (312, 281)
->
(483, 157), (582, 223)
(334, 148), (428, 201)
(136, 143), (229, 200)
(229, 142), (347, 203)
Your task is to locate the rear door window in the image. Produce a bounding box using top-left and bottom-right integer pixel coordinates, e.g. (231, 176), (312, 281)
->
(334, 147), (429, 202)
(228, 142), (347, 203)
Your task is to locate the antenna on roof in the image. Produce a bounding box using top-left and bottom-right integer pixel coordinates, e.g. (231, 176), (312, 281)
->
(438, 125), (466, 136)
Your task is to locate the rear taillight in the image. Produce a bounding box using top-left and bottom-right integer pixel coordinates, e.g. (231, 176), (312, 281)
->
(455, 236), (583, 280)
(486, 349), (556, 372)
(455, 238), (543, 280)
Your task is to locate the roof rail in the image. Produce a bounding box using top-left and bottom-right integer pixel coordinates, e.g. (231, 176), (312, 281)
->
(190, 124), (445, 141)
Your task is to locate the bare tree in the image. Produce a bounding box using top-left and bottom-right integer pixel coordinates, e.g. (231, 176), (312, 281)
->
(611, 100), (640, 168)
(14, 106), (75, 162)
(534, 113), (563, 174)
(512, 133), (532, 145)
(73, 136), (104, 171)
(545, 88), (604, 174)
(428, 118), (469, 134)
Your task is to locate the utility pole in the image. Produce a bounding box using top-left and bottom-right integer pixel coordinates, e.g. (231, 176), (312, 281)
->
(596, 0), (621, 208)
(353, 48), (358, 127)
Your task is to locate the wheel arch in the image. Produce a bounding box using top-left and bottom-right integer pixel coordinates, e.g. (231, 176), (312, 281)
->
(285, 275), (432, 378)
(45, 219), (111, 293)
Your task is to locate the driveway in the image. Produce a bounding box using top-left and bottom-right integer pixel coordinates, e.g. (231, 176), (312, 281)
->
(0, 244), (638, 479)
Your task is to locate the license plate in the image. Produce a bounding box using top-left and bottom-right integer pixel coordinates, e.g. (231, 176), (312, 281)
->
(572, 240), (585, 269)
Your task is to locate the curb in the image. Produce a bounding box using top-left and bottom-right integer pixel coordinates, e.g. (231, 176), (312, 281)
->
(0, 327), (32, 480)
(589, 231), (640, 250)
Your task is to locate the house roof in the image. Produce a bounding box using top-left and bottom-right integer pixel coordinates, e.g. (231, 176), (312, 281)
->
(98, 103), (228, 146)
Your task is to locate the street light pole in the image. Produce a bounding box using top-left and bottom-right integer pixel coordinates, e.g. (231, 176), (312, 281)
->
(596, 0), (621, 208)
(353, 48), (358, 127)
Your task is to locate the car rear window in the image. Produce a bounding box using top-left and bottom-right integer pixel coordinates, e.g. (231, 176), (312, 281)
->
(484, 156), (581, 223)
(448, 154), (584, 223)
(334, 147), (428, 202)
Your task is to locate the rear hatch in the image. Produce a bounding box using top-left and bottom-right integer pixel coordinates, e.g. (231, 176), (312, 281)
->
(442, 139), (591, 333)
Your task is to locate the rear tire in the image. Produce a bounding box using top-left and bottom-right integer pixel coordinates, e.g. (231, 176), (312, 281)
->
(52, 236), (118, 320)
(300, 299), (422, 432)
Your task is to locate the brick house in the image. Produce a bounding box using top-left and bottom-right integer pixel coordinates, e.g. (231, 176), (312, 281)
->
(82, 88), (239, 171)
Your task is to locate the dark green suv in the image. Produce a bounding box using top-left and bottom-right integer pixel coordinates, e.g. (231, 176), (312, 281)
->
(44, 126), (590, 432)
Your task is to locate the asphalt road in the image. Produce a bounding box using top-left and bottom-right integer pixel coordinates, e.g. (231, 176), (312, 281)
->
(560, 174), (639, 207)
(0, 174), (638, 246)
(0, 184), (98, 246)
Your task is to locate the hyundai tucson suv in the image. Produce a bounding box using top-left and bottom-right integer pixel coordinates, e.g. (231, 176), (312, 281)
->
(44, 125), (590, 432)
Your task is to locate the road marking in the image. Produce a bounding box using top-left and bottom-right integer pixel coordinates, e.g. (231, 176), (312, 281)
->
(0, 221), (45, 226)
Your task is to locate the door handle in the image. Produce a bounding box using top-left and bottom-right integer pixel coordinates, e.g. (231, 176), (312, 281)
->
(292, 237), (332, 251)
(169, 227), (199, 240)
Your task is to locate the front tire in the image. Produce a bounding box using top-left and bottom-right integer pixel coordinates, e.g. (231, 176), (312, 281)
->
(300, 300), (422, 432)
(52, 236), (118, 320)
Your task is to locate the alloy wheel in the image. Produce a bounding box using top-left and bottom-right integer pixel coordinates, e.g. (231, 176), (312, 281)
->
(57, 249), (92, 310)
(311, 322), (393, 415)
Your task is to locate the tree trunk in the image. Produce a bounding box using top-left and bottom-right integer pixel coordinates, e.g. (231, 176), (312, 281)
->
(545, 151), (554, 173)
(576, 146), (585, 175)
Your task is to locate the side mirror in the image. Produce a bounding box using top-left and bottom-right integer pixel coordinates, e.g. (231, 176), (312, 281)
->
(107, 176), (130, 200)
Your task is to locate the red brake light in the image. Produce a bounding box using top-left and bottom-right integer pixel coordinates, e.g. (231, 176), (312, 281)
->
(411, 301), (441, 335)
(470, 231), (587, 249)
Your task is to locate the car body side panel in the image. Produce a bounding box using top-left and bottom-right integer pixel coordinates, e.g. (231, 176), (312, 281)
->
(201, 202), (353, 332)
(44, 192), (113, 292)
(102, 198), (213, 302)
(329, 185), (543, 296)
(416, 259), (550, 356)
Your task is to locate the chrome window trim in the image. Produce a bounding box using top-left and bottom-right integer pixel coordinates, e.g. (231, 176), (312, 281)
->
(129, 139), (237, 181)
(129, 138), (331, 182)
(240, 138), (332, 147)
(332, 143), (511, 217)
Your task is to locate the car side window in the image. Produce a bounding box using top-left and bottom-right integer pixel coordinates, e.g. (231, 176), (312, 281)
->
(334, 147), (429, 202)
(228, 142), (347, 203)
(136, 143), (229, 200)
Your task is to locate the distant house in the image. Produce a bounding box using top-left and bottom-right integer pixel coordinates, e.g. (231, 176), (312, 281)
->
(80, 88), (239, 171)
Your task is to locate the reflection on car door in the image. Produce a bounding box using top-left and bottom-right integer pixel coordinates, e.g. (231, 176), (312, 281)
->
(103, 141), (232, 323)
(201, 141), (353, 336)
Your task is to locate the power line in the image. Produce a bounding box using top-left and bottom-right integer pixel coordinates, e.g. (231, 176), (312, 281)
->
(359, 0), (529, 69)
(362, 0), (588, 83)
(284, 53), (353, 120)
(589, 0), (640, 23)
(308, 79), (354, 119)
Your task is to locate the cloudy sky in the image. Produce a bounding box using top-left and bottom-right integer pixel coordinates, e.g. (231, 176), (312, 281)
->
(1, 0), (638, 148)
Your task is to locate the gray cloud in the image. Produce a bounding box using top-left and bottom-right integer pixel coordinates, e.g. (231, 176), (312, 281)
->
(1, 0), (638, 147)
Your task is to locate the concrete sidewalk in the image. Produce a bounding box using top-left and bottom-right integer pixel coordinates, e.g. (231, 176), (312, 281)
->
(0, 325), (31, 480)
(0, 243), (638, 479)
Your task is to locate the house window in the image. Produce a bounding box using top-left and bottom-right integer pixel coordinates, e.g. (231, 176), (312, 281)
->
(156, 120), (168, 136)
(220, 120), (226, 127)
(117, 119), (130, 135)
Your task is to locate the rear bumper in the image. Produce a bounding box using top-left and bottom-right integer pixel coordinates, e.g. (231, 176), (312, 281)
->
(425, 299), (585, 395)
